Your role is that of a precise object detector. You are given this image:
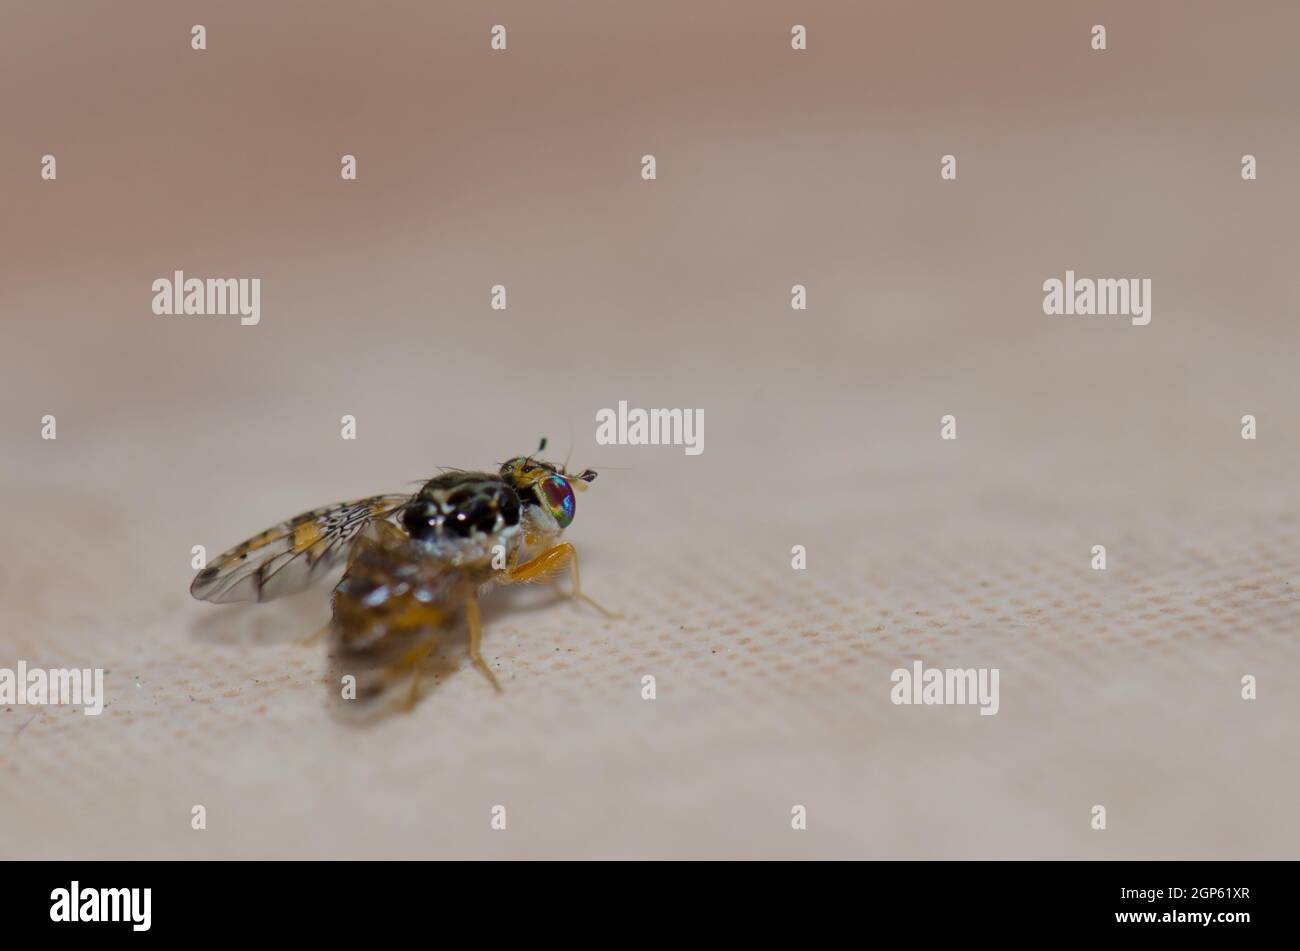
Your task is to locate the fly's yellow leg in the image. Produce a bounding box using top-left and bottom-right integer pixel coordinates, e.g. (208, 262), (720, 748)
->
(466, 596), (502, 693)
(403, 671), (422, 710)
(398, 641), (435, 711)
(508, 543), (620, 618)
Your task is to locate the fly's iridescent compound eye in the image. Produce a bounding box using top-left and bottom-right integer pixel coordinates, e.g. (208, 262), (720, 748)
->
(540, 475), (576, 528)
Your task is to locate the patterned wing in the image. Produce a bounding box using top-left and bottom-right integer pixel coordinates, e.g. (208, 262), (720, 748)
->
(190, 494), (411, 603)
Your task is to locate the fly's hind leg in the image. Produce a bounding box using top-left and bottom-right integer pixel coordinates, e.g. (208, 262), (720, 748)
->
(507, 543), (620, 618)
(466, 595), (503, 693)
(403, 669), (422, 711)
(396, 640), (436, 711)
(297, 620), (332, 647)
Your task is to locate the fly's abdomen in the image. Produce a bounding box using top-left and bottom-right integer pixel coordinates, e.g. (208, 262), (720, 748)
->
(328, 519), (469, 710)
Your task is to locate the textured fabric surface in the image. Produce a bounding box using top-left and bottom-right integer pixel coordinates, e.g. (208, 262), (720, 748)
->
(1, 1), (1297, 859)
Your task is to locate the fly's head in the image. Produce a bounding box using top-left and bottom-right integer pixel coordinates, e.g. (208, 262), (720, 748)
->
(499, 438), (596, 533)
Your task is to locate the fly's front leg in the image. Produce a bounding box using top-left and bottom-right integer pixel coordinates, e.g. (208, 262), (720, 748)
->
(506, 543), (620, 618)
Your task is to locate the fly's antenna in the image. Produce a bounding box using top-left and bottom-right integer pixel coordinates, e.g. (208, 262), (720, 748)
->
(557, 427), (596, 487)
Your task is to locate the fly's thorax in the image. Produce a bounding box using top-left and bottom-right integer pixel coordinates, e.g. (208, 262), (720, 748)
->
(400, 473), (521, 566)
